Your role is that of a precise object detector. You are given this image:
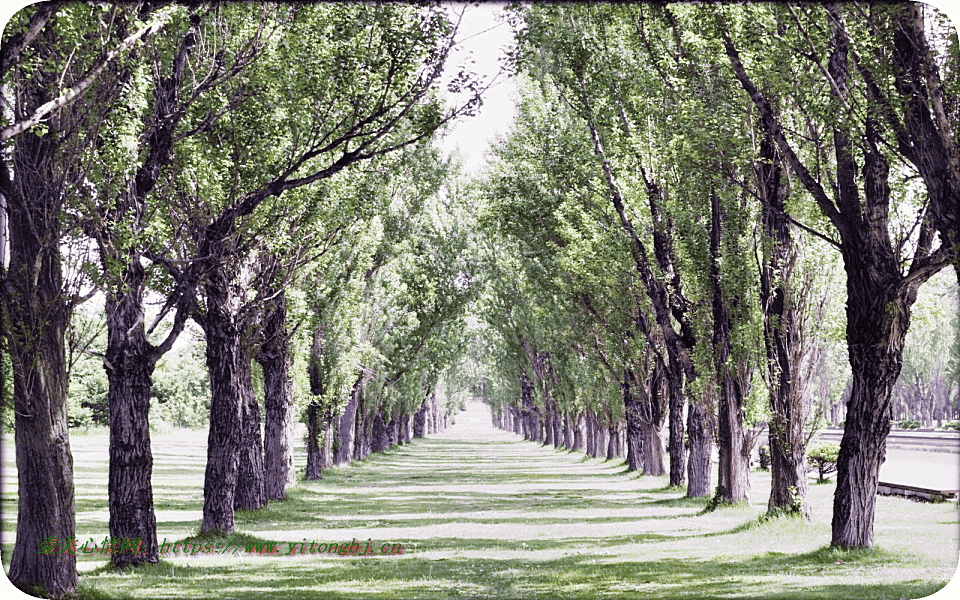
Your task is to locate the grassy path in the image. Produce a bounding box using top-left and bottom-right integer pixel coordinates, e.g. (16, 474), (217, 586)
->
(3, 400), (959, 599)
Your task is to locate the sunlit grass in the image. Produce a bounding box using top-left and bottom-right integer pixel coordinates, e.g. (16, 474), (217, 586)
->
(2, 402), (958, 599)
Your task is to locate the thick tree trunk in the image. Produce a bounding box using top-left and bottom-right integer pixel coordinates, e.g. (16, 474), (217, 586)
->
(335, 377), (361, 464)
(832, 269), (917, 547)
(3, 133), (78, 594)
(200, 272), (244, 534)
(640, 421), (665, 477)
(258, 290), (296, 501)
(544, 404), (555, 446)
(686, 401), (712, 497)
(372, 410), (388, 453)
(305, 401), (323, 480)
(520, 373), (536, 441)
(666, 360), (686, 487)
(414, 400), (426, 438)
(103, 285), (159, 566)
(724, 9), (947, 546)
(606, 424), (619, 460)
(563, 412), (573, 449)
(234, 349), (265, 511)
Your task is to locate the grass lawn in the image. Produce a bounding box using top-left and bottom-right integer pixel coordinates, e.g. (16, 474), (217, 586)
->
(2, 401), (959, 599)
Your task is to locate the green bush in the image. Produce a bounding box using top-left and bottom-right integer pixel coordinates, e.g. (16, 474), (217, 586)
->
(942, 421), (960, 431)
(806, 442), (840, 483)
(758, 445), (771, 471)
(898, 418), (920, 430)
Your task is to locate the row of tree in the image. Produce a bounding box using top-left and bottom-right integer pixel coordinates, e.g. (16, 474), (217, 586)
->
(1, 3), (479, 596)
(470, 1), (958, 553)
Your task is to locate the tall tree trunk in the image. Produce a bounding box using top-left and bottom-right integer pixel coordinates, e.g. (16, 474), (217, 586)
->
(414, 400), (427, 438)
(606, 424), (619, 460)
(2, 130), (77, 595)
(710, 191), (751, 504)
(666, 359), (686, 487)
(686, 400), (712, 497)
(623, 369), (643, 472)
(199, 267), (244, 534)
(305, 401), (323, 480)
(234, 347), (265, 511)
(103, 282), (160, 566)
(305, 323), (325, 479)
(641, 357), (667, 476)
(372, 410), (388, 453)
(544, 402), (555, 446)
(553, 411), (563, 448)
(584, 408), (595, 456)
(572, 412), (584, 450)
(258, 290), (296, 501)
(334, 376), (362, 464)
(757, 135), (812, 519)
(520, 373), (536, 441)
(832, 257), (918, 547)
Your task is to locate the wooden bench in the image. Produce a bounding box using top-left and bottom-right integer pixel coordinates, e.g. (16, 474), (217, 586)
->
(877, 481), (958, 502)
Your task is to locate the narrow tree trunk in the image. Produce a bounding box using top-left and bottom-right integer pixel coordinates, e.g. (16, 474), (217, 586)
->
(235, 348), (265, 511)
(666, 361), (686, 487)
(258, 290), (296, 501)
(623, 368), (643, 472)
(305, 402), (323, 480)
(584, 408), (595, 456)
(564, 412), (573, 449)
(572, 412), (584, 450)
(686, 401), (712, 497)
(757, 135), (811, 519)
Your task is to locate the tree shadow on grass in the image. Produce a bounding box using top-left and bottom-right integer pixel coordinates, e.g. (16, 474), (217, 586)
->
(73, 545), (948, 600)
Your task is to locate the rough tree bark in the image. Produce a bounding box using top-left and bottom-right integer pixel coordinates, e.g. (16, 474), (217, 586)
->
(305, 401), (323, 480)
(234, 344), (265, 511)
(724, 6), (950, 544)
(640, 357), (667, 477)
(257, 289), (296, 500)
(623, 369), (643, 472)
(2, 127), (77, 597)
(686, 399), (712, 497)
(710, 191), (750, 504)
(198, 261), (245, 534)
(334, 376), (362, 463)
(756, 135), (811, 519)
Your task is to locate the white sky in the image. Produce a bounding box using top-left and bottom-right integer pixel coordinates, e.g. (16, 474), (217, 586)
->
(437, 2), (518, 175)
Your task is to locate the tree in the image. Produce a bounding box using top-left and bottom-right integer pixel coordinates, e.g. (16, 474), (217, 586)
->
(721, 2), (956, 547)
